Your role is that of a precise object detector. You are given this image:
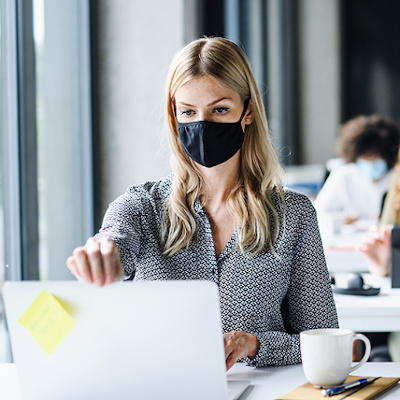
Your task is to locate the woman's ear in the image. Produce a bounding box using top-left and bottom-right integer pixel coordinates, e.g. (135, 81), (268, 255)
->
(244, 98), (254, 125)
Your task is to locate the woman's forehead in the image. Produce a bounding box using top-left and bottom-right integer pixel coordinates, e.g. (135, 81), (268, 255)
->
(174, 75), (241, 104)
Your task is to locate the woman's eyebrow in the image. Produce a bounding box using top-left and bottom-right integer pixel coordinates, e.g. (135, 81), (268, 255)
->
(208, 97), (234, 106)
(176, 101), (195, 107)
(176, 97), (235, 108)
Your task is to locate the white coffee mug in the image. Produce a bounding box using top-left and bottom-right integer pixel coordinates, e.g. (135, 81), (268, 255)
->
(300, 328), (371, 388)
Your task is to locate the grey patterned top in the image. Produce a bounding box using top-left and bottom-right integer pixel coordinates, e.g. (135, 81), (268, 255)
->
(95, 174), (338, 367)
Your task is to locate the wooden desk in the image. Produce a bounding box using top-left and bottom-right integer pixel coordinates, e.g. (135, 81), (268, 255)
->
(1, 362), (399, 400)
(226, 363), (400, 399)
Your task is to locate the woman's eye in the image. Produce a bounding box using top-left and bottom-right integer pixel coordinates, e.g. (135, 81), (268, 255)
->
(213, 107), (229, 114)
(180, 110), (195, 116)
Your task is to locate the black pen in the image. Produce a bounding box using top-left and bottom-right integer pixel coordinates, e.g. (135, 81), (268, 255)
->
(321, 377), (375, 397)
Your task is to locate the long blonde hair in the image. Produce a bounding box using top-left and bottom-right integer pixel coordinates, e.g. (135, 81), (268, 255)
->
(162, 37), (284, 255)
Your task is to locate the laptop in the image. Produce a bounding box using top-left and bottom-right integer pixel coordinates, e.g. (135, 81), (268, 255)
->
(3, 280), (249, 400)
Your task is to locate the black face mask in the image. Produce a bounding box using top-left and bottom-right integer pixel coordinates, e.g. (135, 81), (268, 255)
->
(177, 103), (249, 168)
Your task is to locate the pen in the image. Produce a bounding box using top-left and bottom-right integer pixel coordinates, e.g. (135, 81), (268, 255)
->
(338, 377), (380, 400)
(321, 377), (374, 397)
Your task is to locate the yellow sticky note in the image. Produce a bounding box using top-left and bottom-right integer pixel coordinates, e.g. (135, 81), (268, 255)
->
(18, 289), (76, 355)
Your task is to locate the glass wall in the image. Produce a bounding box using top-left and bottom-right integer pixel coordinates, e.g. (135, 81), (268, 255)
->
(34, 0), (94, 281)
(0, 0), (5, 363)
(0, 0), (21, 364)
(0, 0), (93, 362)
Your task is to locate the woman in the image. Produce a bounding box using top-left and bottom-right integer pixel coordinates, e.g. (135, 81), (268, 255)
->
(358, 149), (400, 362)
(357, 148), (400, 276)
(67, 37), (338, 370)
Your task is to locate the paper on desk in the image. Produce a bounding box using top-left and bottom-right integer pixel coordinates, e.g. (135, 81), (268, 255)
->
(18, 289), (76, 355)
(276, 375), (400, 400)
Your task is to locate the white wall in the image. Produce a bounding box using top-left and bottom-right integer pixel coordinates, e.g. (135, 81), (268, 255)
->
(298, 0), (342, 164)
(41, 0), (93, 280)
(97, 0), (185, 214)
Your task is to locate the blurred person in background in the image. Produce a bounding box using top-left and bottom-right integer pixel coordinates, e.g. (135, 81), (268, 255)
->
(357, 148), (400, 361)
(314, 115), (400, 227)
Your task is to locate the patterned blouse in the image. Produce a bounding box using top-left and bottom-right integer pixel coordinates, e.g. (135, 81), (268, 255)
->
(95, 174), (338, 367)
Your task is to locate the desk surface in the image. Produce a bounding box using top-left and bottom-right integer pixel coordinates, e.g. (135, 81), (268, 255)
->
(334, 275), (400, 332)
(1, 362), (399, 400)
(226, 363), (400, 400)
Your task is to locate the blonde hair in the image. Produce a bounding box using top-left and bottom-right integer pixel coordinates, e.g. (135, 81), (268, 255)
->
(392, 150), (400, 224)
(162, 37), (284, 256)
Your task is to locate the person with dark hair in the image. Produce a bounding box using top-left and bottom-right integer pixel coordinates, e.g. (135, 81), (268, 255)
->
(314, 115), (400, 225)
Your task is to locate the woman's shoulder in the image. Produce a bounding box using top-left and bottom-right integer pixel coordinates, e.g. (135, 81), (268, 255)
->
(109, 174), (173, 211)
(126, 174), (173, 200)
(281, 186), (314, 209)
(269, 186), (315, 218)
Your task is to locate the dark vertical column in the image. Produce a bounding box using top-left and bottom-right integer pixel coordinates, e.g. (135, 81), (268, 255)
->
(281, 0), (300, 165)
(16, 0), (39, 280)
(89, 0), (103, 231)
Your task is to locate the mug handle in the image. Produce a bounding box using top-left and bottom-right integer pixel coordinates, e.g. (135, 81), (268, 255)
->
(349, 333), (371, 373)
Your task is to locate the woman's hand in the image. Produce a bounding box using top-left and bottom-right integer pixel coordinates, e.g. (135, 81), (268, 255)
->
(66, 237), (123, 286)
(223, 331), (260, 371)
(357, 226), (391, 276)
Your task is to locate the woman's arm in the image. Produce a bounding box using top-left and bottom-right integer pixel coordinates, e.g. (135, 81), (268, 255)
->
(244, 199), (339, 367)
(357, 226), (391, 276)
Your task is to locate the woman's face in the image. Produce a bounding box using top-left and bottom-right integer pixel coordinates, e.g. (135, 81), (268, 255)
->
(356, 152), (388, 181)
(174, 75), (252, 131)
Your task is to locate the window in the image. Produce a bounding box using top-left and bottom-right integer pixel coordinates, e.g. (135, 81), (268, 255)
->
(1, 0), (22, 363)
(34, 0), (94, 281)
(0, 0), (94, 362)
(342, 0), (400, 123)
(0, 0), (4, 363)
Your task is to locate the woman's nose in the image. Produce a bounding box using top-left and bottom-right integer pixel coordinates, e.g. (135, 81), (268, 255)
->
(197, 111), (207, 121)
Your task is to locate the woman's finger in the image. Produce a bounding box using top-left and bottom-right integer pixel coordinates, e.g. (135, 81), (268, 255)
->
(67, 237), (121, 286)
(66, 255), (78, 277)
(100, 237), (123, 283)
(86, 237), (106, 286)
(223, 331), (260, 371)
(72, 245), (93, 283)
(226, 351), (240, 371)
(223, 332), (248, 371)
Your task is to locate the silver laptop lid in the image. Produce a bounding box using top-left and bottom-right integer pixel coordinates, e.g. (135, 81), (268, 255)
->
(4, 280), (228, 400)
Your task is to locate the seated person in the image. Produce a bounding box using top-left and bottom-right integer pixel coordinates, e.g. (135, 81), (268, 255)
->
(357, 150), (400, 361)
(66, 37), (338, 371)
(314, 115), (400, 225)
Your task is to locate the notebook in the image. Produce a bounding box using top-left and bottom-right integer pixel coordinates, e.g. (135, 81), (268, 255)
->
(276, 375), (400, 400)
(3, 280), (249, 400)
